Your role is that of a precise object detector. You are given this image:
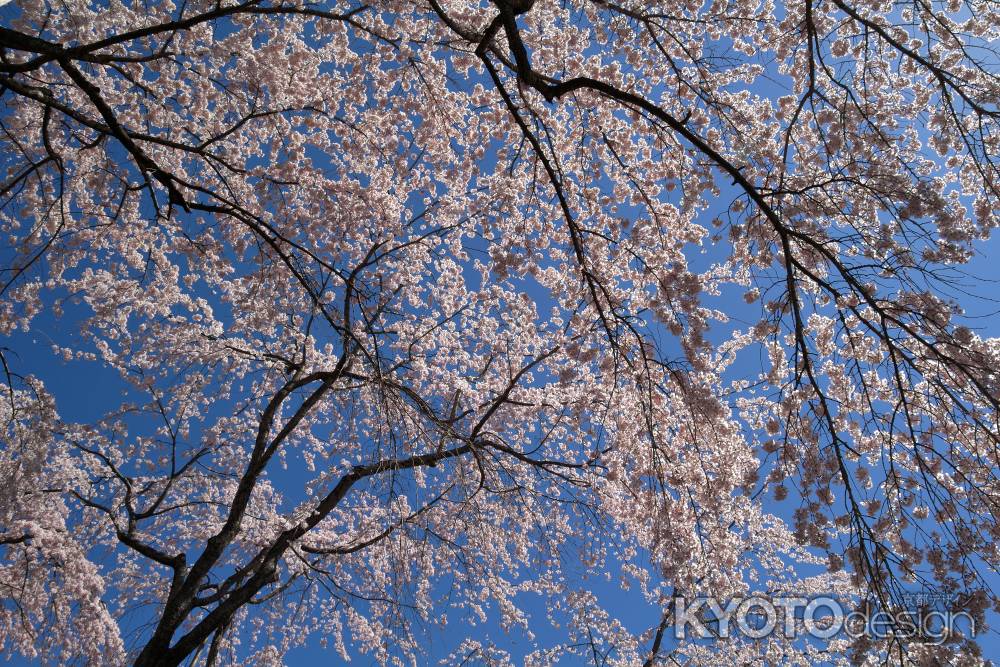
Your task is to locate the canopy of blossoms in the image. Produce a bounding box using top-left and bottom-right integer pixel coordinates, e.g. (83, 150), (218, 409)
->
(0, 0), (997, 664)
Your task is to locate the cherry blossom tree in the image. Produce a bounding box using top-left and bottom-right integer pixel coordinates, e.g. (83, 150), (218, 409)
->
(0, 0), (997, 664)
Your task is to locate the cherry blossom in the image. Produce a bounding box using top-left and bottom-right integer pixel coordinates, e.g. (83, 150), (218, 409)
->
(0, 0), (997, 664)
